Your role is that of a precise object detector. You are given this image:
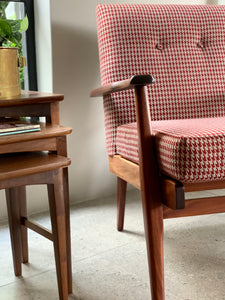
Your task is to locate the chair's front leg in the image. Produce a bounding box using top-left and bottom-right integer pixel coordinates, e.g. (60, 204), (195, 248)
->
(134, 85), (165, 299)
(5, 188), (23, 276)
(117, 177), (127, 231)
(142, 191), (164, 300)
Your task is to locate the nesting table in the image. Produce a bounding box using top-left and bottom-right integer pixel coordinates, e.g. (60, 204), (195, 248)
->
(0, 91), (73, 296)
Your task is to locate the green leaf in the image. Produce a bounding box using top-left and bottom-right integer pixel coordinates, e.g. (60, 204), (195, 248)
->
(20, 15), (28, 32)
(0, 6), (28, 46)
(0, 19), (12, 37)
(8, 31), (22, 45)
(7, 19), (20, 32)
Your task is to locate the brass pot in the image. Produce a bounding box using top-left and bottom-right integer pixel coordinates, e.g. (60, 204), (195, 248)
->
(0, 47), (25, 98)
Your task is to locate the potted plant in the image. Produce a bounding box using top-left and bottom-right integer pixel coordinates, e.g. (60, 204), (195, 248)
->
(0, 2), (28, 97)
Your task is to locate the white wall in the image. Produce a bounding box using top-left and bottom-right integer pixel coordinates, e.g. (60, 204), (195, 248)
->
(0, 0), (220, 222)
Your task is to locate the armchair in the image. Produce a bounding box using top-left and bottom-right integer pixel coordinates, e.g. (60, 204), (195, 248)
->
(91, 4), (225, 299)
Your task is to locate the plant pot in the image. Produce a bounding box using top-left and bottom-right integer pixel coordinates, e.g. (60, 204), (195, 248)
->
(0, 47), (25, 98)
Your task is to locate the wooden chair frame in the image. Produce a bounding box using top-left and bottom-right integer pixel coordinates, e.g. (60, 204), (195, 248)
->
(91, 75), (225, 300)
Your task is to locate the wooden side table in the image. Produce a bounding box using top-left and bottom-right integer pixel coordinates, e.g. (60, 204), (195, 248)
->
(0, 91), (73, 295)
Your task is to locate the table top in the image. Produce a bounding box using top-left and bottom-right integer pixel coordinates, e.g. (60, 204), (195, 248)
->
(0, 91), (64, 107)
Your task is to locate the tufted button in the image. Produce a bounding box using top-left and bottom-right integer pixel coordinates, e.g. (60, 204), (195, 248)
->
(197, 42), (204, 49)
(156, 43), (164, 51)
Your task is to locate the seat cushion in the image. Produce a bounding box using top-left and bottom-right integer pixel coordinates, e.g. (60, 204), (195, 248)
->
(116, 117), (225, 183)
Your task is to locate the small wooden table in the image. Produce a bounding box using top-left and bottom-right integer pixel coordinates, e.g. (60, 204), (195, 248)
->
(0, 90), (73, 294)
(0, 90), (72, 155)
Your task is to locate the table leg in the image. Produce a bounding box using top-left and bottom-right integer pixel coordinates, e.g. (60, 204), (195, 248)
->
(56, 136), (72, 293)
(6, 188), (23, 276)
(63, 167), (72, 293)
(19, 186), (28, 263)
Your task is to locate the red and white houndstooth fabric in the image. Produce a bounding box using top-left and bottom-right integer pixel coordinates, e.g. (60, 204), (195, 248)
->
(96, 4), (225, 182)
(116, 118), (225, 183)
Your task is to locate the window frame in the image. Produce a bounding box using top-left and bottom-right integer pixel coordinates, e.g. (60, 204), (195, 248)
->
(1, 0), (38, 91)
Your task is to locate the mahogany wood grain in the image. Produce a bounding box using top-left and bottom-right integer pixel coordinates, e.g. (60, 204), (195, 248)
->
(160, 176), (185, 209)
(5, 188), (22, 276)
(0, 103), (51, 119)
(90, 75), (154, 97)
(117, 177), (127, 231)
(0, 152), (70, 181)
(0, 137), (57, 154)
(184, 180), (225, 192)
(49, 102), (60, 125)
(63, 167), (72, 293)
(55, 135), (72, 292)
(109, 155), (185, 210)
(0, 90), (64, 106)
(18, 186), (28, 263)
(2, 153), (71, 300)
(163, 196), (225, 219)
(135, 85), (164, 300)
(0, 171), (53, 189)
(108, 155), (140, 189)
(0, 90), (72, 299)
(56, 136), (68, 157)
(22, 218), (53, 241)
(48, 169), (68, 300)
(0, 125), (72, 146)
(0, 125), (72, 160)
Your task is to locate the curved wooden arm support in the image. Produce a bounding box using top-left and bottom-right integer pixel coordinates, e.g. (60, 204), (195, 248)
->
(90, 74), (154, 97)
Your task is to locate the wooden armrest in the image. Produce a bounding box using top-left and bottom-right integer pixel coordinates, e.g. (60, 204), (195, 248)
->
(90, 74), (154, 97)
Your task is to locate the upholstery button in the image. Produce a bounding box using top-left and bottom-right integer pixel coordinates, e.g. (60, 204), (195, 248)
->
(156, 43), (164, 51)
(197, 42), (204, 49)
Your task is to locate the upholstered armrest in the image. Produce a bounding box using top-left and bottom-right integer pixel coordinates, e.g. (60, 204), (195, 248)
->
(90, 74), (154, 97)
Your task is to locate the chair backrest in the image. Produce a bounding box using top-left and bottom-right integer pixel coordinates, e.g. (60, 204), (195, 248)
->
(96, 4), (225, 155)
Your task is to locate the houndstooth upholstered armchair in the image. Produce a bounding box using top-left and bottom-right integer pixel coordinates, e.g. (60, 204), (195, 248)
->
(90, 4), (225, 299)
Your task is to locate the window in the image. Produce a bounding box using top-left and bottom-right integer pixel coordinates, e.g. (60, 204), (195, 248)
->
(0, 0), (37, 91)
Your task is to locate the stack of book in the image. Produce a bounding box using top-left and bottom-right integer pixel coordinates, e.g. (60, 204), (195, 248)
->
(0, 122), (40, 136)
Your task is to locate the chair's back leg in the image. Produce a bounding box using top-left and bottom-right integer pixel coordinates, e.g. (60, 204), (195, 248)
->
(117, 177), (127, 231)
(6, 187), (22, 276)
(48, 168), (69, 300)
(18, 186), (28, 263)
